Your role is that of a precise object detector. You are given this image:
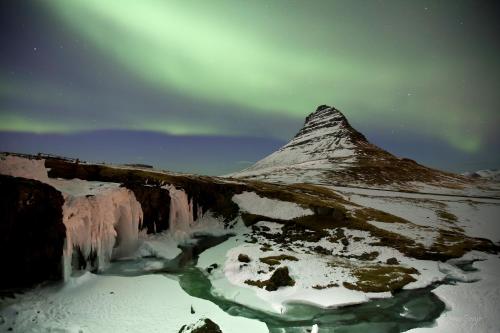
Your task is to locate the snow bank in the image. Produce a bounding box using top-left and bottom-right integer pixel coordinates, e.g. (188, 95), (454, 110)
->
(446, 201), (500, 243)
(233, 191), (313, 220)
(0, 155), (49, 182)
(0, 272), (267, 333)
(407, 252), (500, 333)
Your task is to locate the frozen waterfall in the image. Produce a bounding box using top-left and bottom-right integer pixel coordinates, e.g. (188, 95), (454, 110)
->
(62, 187), (143, 281)
(164, 185), (203, 240)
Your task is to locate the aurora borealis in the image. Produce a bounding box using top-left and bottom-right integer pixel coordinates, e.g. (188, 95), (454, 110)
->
(1, 1), (499, 174)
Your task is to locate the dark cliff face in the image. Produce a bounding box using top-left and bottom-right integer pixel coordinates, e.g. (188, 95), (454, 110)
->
(125, 183), (171, 234)
(0, 175), (65, 291)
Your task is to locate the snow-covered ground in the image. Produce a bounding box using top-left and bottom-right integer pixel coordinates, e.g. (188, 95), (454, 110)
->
(408, 252), (500, 333)
(334, 185), (500, 244)
(233, 191), (313, 220)
(0, 272), (267, 333)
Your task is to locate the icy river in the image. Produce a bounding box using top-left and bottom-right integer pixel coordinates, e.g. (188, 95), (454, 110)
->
(101, 235), (452, 333)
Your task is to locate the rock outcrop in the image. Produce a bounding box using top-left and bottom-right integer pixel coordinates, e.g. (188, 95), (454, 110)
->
(0, 175), (65, 290)
(126, 183), (171, 233)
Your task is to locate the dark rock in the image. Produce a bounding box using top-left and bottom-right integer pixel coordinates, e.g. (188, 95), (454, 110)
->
(0, 175), (65, 290)
(386, 257), (399, 265)
(125, 183), (170, 234)
(206, 263), (218, 274)
(192, 318), (222, 333)
(313, 246), (332, 256)
(238, 254), (251, 263)
(179, 318), (222, 333)
(190, 305), (195, 314)
(266, 266), (295, 291)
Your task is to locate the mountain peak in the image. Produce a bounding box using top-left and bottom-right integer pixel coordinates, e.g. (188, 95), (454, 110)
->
(306, 104), (343, 123)
(294, 105), (367, 144)
(229, 104), (464, 189)
(232, 105), (367, 174)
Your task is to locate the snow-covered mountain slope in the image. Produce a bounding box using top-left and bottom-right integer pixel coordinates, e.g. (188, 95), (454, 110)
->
(229, 105), (467, 191)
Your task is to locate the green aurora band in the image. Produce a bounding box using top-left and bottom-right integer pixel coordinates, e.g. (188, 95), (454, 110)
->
(2, 1), (499, 154)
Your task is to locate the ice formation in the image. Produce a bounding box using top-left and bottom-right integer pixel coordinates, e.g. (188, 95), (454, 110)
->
(0, 155), (144, 280)
(0, 155), (49, 182)
(164, 184), (203, 239)
(62, 187), (143, 280)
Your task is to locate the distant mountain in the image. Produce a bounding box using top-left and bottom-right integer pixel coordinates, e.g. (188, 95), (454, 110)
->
(229, 105), (465, 189)
(463, 169), (500, 182)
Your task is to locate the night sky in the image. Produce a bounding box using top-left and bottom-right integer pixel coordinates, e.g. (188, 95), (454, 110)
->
(1, 1), (499, 175)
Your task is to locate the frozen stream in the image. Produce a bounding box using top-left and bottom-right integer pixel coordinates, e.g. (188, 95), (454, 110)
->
(102, 234), (451, 333)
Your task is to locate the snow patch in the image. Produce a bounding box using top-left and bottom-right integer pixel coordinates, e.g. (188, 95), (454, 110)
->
(232, 191), (313, 220)
(407, 252), (500, 333)
(0, 273), (267, 333)
(368, 220), (439, 248)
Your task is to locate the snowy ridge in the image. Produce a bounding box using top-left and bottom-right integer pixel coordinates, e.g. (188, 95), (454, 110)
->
(463, 169), (500, 181)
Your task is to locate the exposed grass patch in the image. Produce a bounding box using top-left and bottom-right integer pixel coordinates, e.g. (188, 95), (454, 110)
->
(343, 251), (379, 261)
(343, 265), (419, 293)
(354, 207), (408, 224)
(260, 254), (298, 266)
(436, 210), (458, 223)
